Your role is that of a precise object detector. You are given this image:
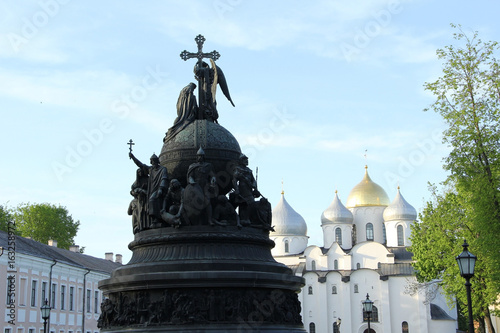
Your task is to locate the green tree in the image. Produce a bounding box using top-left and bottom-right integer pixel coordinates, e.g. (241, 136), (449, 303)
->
(0, 204), (13, 231)
(12, 203), (80, 250)
(410, 25), (500, 333)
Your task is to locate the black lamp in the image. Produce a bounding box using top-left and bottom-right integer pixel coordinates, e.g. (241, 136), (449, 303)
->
(40, 299), (51, 333)
(456, 240), (477, 333)
(363, 293), (373, 333)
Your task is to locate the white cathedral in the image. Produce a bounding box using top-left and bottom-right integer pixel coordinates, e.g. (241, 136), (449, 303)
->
(270, 166), (458, 333)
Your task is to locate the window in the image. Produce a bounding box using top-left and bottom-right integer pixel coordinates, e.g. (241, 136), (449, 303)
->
(354, 284), (359, 293)
(308, 286), (313, 295)
(311, 260), (316, 270)
(402, 321), (409, 333)
(69, 287), (74, 311)
(383, 224), (387, 244)
(5, 329), (12, 333)
(352, 225), (357, 245)
(94, 291), (99, 314)
(332, 286), (337, 294)
(284, 240), (289, 253)
(335, 227), (342, 245)
(20, 278), (27, 306)
(334, 259), (338, 270)
(51, 284), (56, 309)
(78, 288), (83, 312)
(366, 223), (374, 241)
(41, 282), (47, 306)
(61, 286), (66, 310)
(333, 322), (340, 333)
(356, 263), (361, 269)
(31, 280), (37, 307)
(86, 289), (91, 313)
(29, 330), (35, 333)
(363, 305), (379, 322)
(397, 225), (404, 246)
(309, 323), (316, 333)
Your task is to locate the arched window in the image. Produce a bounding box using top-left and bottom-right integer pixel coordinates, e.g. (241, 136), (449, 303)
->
(397, 225), (404, 246)
(364, 305), (379, 322)
(354, 284), (359, 293)
(383, 224), (387, 244)
(402, 321), (409, 333)
(366, 223), (374, 241)
(352, 225), (357, 245)
(308, 286), (313, 295)
(284, 239), (289, 253)
(332, 285), (337, 294)
(309, 322), (316, 333)
(334, 259), (338, 270)
(311, 260), (316, 270)
(356, 263), (361, 269)
(333, 322), (340, 333)
(335, 227), (342, 245)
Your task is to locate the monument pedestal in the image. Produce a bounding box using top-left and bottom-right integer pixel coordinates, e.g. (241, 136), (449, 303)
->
(99, 226), (305, 332)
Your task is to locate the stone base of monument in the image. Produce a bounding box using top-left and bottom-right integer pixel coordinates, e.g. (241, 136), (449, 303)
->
(98, 226), (306, 332)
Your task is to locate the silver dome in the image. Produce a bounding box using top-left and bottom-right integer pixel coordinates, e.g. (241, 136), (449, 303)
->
(383, 187), (417, 222)
(271, 193), (307, 236)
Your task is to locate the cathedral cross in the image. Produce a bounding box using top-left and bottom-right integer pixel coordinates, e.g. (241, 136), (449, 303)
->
(180, 34), (220, 65)
(180, 35), (220, 114)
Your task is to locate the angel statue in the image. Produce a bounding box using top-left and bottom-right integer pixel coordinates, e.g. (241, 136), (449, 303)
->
(194, 59), (234, 123)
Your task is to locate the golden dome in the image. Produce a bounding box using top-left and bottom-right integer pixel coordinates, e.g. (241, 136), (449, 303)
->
(346, 166), (390, 208)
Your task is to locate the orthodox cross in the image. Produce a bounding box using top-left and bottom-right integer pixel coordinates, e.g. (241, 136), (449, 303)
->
(127, 139), (135, 153)
(180, 35), (220, 113)
(180, 34), (220, 65)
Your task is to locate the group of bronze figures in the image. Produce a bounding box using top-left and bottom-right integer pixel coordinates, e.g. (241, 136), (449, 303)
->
(98, 288), (302, 328)
(127, 149), (273, 232)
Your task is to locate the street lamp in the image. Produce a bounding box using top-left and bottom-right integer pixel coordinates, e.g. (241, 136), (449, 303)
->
(456, 239), (477, 333)
(363, 293), (373, 333)
(334, 317), (341, 333)
(40, 299), (51, 333)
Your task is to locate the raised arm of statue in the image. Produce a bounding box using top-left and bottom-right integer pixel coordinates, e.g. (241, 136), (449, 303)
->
(129, 152), (145, 168)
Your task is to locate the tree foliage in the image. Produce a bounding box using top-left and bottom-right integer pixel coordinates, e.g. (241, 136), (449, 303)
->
(0, 204), (13, 231)
(7, 202), (80, 250)
(411, 24), (500, 333)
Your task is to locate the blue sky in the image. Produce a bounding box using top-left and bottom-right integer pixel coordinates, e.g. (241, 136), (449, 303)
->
(1, 0), (499, 263)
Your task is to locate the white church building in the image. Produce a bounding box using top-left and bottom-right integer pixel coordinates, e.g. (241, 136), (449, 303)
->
(270, 166), (458, 333)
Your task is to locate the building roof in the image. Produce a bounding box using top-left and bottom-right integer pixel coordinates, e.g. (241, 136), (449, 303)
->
(387, 247), (414, 261)
(346, 166), (390, 208)
(430, 303), (455, 320)
(0, 230), (121, 274)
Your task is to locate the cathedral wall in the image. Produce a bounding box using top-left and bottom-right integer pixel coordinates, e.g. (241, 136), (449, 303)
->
(351, 206), (386, 244)
(384, 219), (413, 247)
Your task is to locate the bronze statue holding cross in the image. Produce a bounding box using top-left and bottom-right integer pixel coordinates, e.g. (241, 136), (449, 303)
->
(179, 34), (235, 123)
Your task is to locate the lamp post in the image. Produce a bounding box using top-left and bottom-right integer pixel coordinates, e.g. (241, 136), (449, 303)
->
(40, 299), (51, 333)
(363, 293), (373, 333)
(456, 239), (477, 333)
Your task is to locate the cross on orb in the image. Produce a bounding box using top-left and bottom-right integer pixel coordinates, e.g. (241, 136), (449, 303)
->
(179, 34), (220, 64)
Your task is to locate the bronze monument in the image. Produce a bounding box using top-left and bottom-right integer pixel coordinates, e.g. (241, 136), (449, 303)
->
(98, 35), (305, 332)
